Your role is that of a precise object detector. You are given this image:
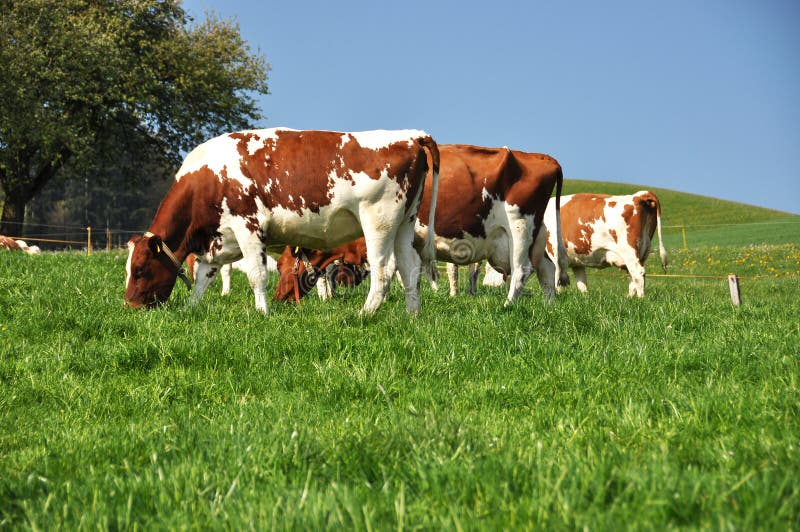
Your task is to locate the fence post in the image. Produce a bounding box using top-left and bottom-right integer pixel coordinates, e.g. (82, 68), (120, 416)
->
(728, 274), (741, 306)
(106, 226), (112, 251)
(86, 226), (92, 256)
(681, 224), (687, 250)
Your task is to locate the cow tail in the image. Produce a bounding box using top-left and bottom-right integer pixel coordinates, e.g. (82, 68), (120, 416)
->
(554, 165), (570, 287)
(655, 197), (668, 272)
(419, 136), (439, 279)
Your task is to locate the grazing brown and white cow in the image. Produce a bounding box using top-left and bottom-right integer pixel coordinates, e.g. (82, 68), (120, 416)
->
(125, 128), (439, 315)
(0, 236), (39, 253)
(16, 240), (41, 254)
(415, 144), (568, 304)
(544, 191), (668, 297)
(0, 236), (23, 251)
(273, 144), (568, 305)
(274, 240), (370, 303)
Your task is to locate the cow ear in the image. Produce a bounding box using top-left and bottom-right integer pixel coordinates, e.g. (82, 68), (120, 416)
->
(147, 234), (164, 255)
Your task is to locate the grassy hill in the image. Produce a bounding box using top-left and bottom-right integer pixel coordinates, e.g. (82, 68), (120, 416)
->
(561, 179), (800, 249)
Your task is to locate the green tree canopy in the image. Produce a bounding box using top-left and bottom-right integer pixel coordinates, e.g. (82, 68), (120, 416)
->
(0, 0), (269, 234)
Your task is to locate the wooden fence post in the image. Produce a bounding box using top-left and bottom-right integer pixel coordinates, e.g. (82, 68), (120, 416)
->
(86, 226), (92, 256)
(728, 274), (741, 306)
(681, 224), (688, 250)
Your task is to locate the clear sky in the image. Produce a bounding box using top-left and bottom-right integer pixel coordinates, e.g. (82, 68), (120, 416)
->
(182, 0), (799, 214)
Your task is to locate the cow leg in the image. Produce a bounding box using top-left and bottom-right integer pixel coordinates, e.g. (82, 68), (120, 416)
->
(233, 246), (270, 313)
(220, 263), (233, 296)
(316, 271), (332, 300)
(447, 263), (458, 296)
(361, 232), (395, 315)
(189, 261), (219, 306)
(327, 263), (338, 293)
(383, 253), (403, 305)
(468, 262), (480, 295)
(574, 267), (588, 293)
(483, 262), (506, 287)
(393, 221), (422, 315)
(504, 218), (535, 306)
(626, 262), (646, 297)
(426, 263), (439, 292)
(530, 227), (556, 304)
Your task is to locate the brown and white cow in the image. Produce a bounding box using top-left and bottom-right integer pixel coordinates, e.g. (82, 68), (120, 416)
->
(415, 144), (568, 304)
(274, 240), (370, 302)
(0, 236), (23, 251)
(273, 144), (568, 305)
(125, 128), (439, 315)
(0, 236), (39, 254)
(544, 191), (668, 297)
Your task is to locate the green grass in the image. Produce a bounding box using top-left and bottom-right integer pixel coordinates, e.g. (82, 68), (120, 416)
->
(1, 231), (799, 529)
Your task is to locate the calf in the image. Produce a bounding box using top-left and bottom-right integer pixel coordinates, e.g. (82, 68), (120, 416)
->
(544, 191), (668, 297)
(125, 128), (439, 315)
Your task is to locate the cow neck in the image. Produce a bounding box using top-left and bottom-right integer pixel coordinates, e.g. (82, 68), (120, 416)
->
(147, 181), (193, 264)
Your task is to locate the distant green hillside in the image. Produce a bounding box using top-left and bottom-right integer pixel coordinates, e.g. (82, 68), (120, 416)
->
(561, 179), (800, 249)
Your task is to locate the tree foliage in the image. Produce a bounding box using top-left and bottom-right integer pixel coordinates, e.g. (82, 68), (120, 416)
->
(0, 0), (269, 234)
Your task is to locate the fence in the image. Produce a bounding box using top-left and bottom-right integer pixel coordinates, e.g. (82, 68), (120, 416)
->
(1, 220), (142, 255)
(4, 217), (797, 254)
(662, 219), (800, 250)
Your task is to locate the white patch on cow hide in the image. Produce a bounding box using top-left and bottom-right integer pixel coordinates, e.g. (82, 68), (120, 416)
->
(343, 130), (428, 151)
(176, 128), (294, 182)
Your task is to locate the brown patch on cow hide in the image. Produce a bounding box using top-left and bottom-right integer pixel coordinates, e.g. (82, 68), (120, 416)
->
(622, 202), (640, 253)
(561, 194), (611, 255)
(504, 151), (561, 224)
(150, 165), (224, 256)
(226, 130), (428, 217)
(417, 145), (561, 239)
(629, 192), (659, 261)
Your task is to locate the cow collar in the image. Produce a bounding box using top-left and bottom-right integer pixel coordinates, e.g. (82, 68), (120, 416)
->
(144, 232), (192, 291)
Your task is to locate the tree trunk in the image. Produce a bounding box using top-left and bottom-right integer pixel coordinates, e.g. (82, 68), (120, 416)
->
(0, 194), (27, 236)
(0, 148), (71, 236)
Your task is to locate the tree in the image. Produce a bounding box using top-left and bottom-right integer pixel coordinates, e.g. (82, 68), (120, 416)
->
(0, 0), (269, 235)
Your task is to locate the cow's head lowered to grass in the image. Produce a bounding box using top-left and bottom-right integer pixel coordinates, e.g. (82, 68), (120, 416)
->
(125, 233), (191, 308)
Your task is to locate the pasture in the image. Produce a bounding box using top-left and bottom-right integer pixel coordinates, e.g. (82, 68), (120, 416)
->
(1, 200), (799, 528)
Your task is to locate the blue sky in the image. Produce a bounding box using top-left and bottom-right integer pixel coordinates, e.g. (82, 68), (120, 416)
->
(182, 0), (799, 214)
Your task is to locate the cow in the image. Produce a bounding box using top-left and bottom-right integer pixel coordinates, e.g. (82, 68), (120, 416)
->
(274, 240), (370, 303)
(185, 254), (277, 296)
(544, 191), (668, 297)
(16, 240), (41, 254)
(125, 128), (439, 316)
(0, 236), (39, 253)
(273, 144), (568, 305)
(0, 236), (23, 251)
(414, 144), (568, 305)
